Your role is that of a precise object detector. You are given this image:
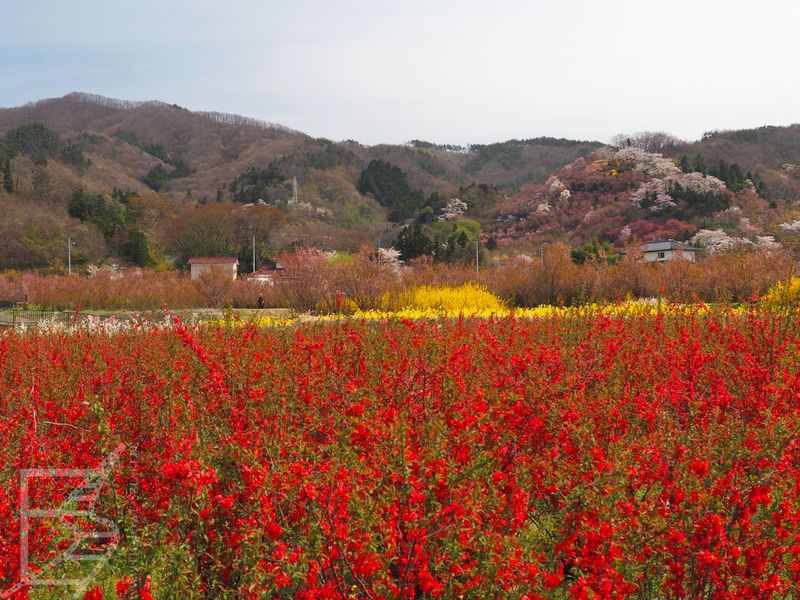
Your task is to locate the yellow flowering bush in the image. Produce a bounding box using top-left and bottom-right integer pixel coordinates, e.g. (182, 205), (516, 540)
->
(209, 315), (295, 327)
(760, 277), (800, 308)
(390, 283), (506, 313)
(313, 299), (733, 322)
(212, 295), (759, 327)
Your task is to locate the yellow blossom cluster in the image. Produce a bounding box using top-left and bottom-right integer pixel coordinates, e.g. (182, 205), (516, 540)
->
(212, 292), (771, 328)
(390, 283), (506, 313)
(760, 277), (800, 308)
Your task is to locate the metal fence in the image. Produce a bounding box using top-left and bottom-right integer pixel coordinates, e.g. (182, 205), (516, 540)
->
(0, 307), (291, 329)
(1, 309), (159, 329)
(0, 309), (195, 329)
(6, 309), (74, 328)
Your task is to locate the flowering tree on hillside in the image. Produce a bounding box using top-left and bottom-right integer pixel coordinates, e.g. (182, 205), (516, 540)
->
(610, 131), (681, 154)
(692, 229), (780, 254)
(614, 147), (681, 178)
(619, 148), (728, 214)
(438, 198), (468, 221)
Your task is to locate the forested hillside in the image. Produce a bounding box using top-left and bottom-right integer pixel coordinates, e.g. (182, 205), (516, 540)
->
(1, 92), (799, 273)
(0, 93), (600, 271)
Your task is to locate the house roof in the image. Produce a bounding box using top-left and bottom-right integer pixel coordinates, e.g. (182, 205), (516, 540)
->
(187, 257), (240, 265)
(642, 240), (698, 252)
(251, 267), (283, 278)
(256, 265), (284, 273)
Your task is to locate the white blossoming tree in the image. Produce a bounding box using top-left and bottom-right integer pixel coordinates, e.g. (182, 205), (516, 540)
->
(780, 219), (800, 232)
(620, 148), (728, 214)
(378, 247), (403, 275)
(614, 147), (681, 179)
(547, 177), (571, 203)
(691, 229), (780, 254)
(438, 198), (468, 221)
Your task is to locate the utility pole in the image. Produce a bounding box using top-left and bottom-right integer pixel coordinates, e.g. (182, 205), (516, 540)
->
(68, 237), (72, 275)
(475, 239), (479, 278)
(252, 235), (256, 273)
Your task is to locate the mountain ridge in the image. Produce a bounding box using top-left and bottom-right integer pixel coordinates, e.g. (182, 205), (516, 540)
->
(1, 92), (799, 272)
(0, 92), (604, 203)
(0, 91), (300, 135)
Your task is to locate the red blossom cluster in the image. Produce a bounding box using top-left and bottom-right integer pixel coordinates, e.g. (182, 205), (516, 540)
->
(2, 311), (800, 597)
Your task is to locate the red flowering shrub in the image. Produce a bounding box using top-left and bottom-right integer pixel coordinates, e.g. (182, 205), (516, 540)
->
(2, 310), (800, 597)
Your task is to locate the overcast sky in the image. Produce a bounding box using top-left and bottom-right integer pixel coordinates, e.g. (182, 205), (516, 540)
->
(2, 0), (799, 145)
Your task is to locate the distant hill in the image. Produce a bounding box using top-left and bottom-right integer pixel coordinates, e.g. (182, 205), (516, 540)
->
(0, 92), (604, 271)
(0, 92), (308, 201)
(0, 92), (602, 202)
(673, 125), (800, 204)
(1, 92), (798, 272)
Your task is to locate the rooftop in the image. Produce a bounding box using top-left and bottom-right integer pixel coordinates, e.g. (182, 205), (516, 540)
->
(641, 240), (698, 252)
(187, 257), (240, 265)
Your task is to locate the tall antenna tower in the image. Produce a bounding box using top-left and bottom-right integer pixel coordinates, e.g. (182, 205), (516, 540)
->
(290, 176), (298, 206)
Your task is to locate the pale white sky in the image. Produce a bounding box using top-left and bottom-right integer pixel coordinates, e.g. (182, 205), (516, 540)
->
(2, 0), (799, 145)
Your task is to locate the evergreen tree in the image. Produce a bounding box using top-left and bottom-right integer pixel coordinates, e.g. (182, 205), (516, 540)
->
(692, 154), (707, 174)
(729, 163), (744, 185)
(228, 165), (285, 203)
(357, 159), (424, 221)
(120, 226), (152, 267)
(2, 159), (13, 193)
(143, 165), (171, 191)
(395, 224), (434, 260)
(68, 189), (127, 241)
(716, 160), (730, 185)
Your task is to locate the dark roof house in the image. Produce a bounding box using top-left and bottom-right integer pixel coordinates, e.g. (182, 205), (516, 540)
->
(641, 240), (699, 262)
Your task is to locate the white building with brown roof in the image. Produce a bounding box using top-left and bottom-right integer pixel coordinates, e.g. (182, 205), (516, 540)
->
(188, 257), (239, 280)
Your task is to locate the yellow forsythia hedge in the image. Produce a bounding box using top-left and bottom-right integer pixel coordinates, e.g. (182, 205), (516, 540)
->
(760, 277), (800, 308)
(391, 283), (506, 313)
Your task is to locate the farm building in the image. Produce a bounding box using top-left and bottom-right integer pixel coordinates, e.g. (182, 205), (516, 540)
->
(188, 257), (239, 280)
(251, 265), (284, 285)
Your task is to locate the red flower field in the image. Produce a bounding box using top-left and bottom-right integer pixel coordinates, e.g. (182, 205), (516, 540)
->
(2, 311), (800, 598)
